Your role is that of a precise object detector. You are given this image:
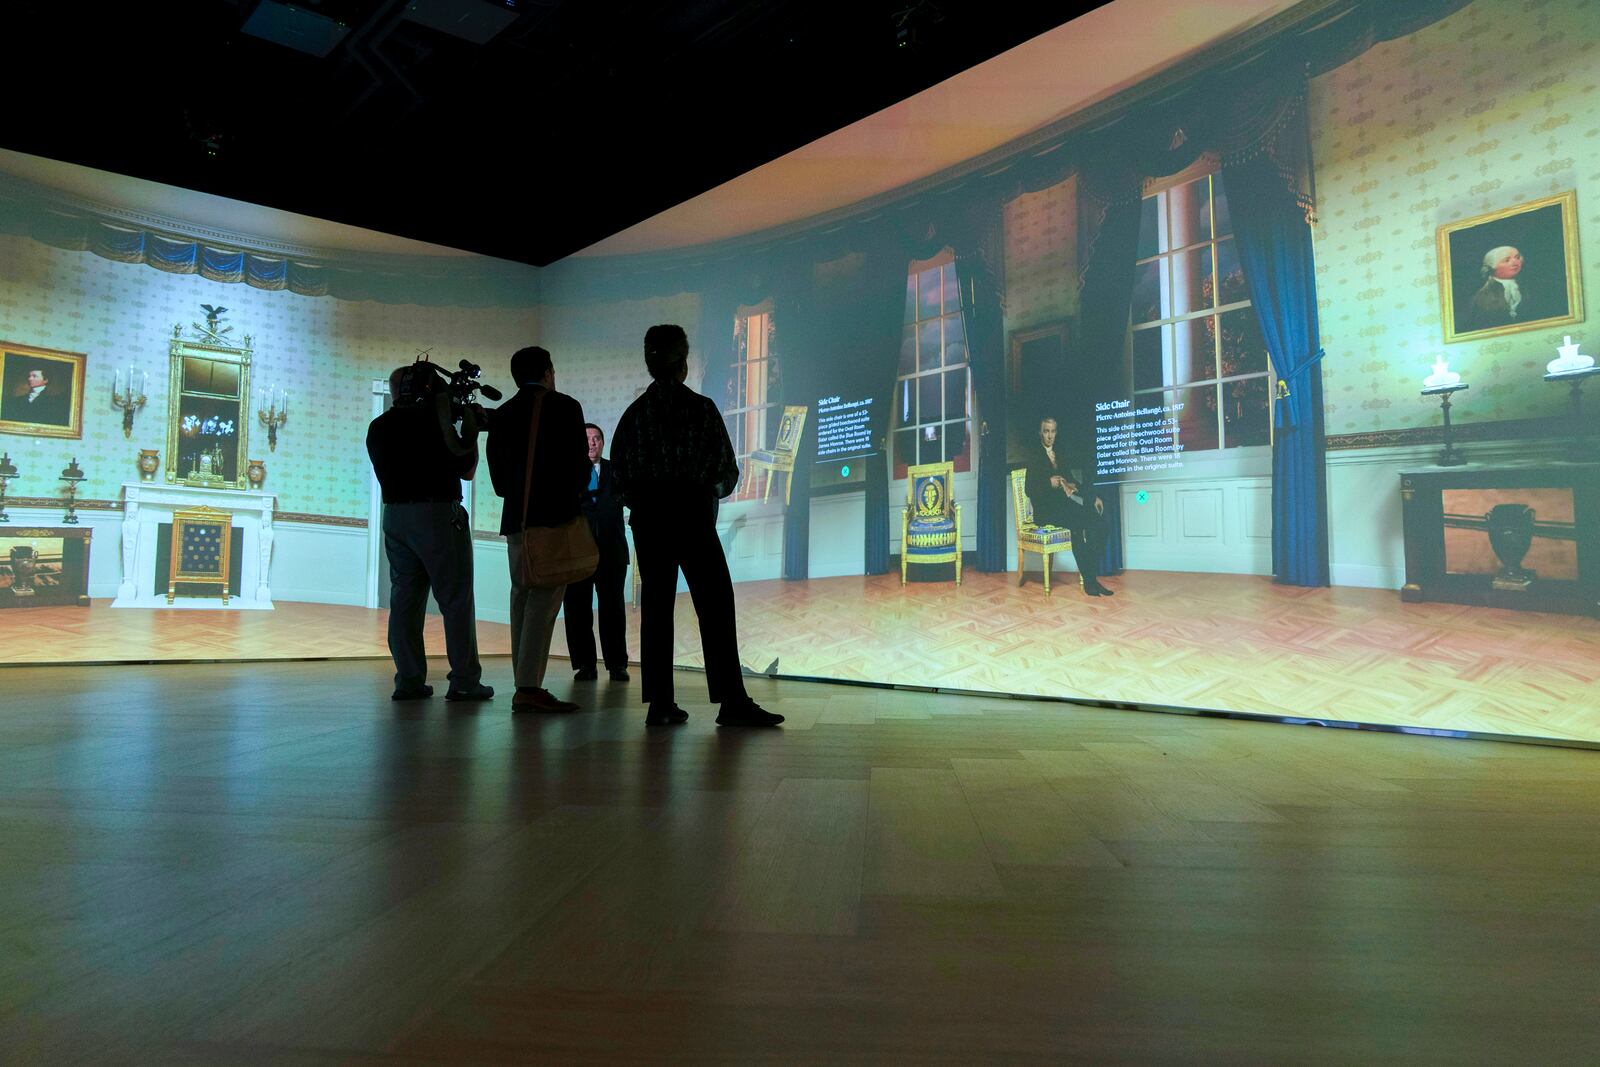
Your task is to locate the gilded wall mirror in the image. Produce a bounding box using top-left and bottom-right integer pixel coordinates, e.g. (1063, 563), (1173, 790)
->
(165, 307), (252, 489)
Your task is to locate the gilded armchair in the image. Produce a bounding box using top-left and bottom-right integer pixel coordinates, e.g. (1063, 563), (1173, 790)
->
(902, 461), (962, 585)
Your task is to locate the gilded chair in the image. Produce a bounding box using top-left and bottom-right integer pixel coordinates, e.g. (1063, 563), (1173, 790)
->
(1010, 468), (1072, 595)
(747, 404), (808, 504)
(902, 461), (962, 585)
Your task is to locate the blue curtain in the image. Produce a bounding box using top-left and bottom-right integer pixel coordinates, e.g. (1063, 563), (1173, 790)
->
(951, 197), (1009, 572)
(773, 263), (819, 580)
(1222, 156), (1330, 587)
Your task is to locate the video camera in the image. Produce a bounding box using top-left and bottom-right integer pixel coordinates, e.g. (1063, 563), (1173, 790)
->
(395, 358), (504, 423)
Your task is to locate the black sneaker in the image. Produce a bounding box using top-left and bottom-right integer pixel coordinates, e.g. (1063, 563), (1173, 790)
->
(609, 668), (631, 682)
(445, 682), (495, 702)
(715, 701), (784, 727)
(573, 668), (599, 681)
(391, 684), (434, 701)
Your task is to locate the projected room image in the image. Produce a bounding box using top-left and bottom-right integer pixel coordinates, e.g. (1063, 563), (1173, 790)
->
(1, 0), (1596, 746)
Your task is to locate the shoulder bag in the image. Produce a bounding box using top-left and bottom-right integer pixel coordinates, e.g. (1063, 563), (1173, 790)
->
(513, 390), (599, 587)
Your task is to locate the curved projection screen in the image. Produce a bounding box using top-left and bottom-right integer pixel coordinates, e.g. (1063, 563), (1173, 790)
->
(1, 0), (1597, 746)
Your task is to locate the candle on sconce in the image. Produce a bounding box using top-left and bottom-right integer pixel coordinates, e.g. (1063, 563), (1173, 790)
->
(114, 368), (122, 394)
(142, 370), (148, 396)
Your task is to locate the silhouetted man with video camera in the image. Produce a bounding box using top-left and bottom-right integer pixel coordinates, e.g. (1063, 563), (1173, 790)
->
(366, 363), (494, 702)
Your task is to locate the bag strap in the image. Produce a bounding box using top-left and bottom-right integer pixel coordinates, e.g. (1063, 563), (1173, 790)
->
(520, 388), (546, 531)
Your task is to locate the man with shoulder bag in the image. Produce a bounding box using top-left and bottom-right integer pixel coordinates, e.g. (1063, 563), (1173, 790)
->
(486, 346), (597, 712)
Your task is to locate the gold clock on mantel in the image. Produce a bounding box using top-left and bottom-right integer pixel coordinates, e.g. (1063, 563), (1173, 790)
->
(165, 306), (252, 490)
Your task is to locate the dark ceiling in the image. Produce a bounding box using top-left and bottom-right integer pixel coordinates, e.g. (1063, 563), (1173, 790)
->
(5, 1), (1102, 266)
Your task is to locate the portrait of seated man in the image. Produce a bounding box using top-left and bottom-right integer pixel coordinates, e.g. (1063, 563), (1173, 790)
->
(1023, 416), (1114, 597)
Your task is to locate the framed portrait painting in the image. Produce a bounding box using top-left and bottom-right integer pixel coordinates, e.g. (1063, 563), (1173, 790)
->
(1437, 190), (1583, 343)
(0, 342), (86, 439)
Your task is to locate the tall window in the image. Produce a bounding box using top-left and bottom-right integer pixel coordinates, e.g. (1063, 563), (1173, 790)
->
(893, 255), (971, 479)
(1130, 172), (1271, 451)
(724, 305), (778, 502)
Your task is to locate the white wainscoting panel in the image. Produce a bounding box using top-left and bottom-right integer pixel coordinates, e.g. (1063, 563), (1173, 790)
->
(270, 522), (368, 606)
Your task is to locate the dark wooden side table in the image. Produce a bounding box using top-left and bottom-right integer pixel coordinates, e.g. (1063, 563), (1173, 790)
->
(1399, 462), (1600, 617)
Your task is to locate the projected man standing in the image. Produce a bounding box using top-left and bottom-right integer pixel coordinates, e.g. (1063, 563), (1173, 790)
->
(1024, 416), (1114, 597)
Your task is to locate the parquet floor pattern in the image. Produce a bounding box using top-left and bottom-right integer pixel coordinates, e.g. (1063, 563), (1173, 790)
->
(0, 601), (513, 663)
(548, 570), (1600, 743)
(0, 659), (1595, 1064)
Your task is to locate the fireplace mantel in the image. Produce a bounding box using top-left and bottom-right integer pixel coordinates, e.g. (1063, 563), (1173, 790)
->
(112, 482), (275, 609)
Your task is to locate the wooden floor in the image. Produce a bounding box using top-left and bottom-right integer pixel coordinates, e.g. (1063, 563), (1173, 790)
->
(0, 601), (513, 664)
(0, 659), (1596, 1065)
(550, 570), (1600, 743)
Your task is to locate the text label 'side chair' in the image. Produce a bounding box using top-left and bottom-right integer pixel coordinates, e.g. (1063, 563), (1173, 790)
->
(747, 404), (808, 504)
(902, 461), (962, 585)
(1010, 467), (1072, 595)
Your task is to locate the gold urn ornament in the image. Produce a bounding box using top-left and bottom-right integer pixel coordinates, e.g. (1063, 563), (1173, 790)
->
(246, 458), (266, 488)
(137, 448), (160, 481)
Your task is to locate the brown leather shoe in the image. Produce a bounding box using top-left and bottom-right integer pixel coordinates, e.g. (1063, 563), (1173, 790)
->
(512, 687), (581, 713)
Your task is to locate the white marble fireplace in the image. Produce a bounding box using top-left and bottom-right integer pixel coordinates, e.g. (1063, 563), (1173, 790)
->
(112, 481), (276, 609)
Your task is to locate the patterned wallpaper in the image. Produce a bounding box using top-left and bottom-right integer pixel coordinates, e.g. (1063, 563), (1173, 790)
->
(0, 231), (539, 520)
(1309, 0), (1598, 435)
(1001, 175), (1079, 335)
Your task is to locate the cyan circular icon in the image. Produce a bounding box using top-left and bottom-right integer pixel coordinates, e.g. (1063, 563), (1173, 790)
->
(1136, 490), (1149, 504)
(841, 465), (851, 478)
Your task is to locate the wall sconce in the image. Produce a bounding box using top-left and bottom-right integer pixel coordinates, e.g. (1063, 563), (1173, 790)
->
(257, 384), (289, 452)
(0, 451), (17, 524)
(112, 365), (148, 439)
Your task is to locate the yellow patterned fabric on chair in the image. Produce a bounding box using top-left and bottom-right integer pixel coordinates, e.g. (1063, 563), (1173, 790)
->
(747, 404), (808, 504)
(1010, 468), (1071, 595)
(902, 461), (962, 586)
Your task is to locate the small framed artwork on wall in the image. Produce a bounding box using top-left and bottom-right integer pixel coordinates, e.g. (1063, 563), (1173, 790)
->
(1437, 190), (1583, 344)
(0, 342), (86, 439)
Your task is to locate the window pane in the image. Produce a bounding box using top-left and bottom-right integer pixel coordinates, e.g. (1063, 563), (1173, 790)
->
(898, 326), (916, 376)
(947, 421), (971, 472)
(942, 263), (960, 313)
(1212, 174), (1233, 238)
(894, 428), (915, 479)
(1214, 239), (1247, 306)
(918, 267), (941, 320)
(1218, 306), (1269, 378)
(896, 378), (913, 427)
(1132, 326), (1166, 391)
(1132, 259), (1164, 324)
(943, 369), (967, 420)
(920, 422), (943, 465)
(1137, 195), (1160, 260)
(918, 373), (940, 424)
(1169, 178), (1212, 248)
(904, 275), (917, 324)
(1172, 317), (1215, 386)
(1171, 385), (1220, 453)
(918, 320), (941, 372)
(725, 414), (741, 455)
(1170, 245), (1213, 317)
(1223, 377), (1270, 448)
(943, 313), (967, 364)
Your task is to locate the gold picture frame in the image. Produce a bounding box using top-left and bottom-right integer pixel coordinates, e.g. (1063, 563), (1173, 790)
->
(168, 505), (233, 604)
(1437, 190), (1583, 344)
(0, 342), (86, 440)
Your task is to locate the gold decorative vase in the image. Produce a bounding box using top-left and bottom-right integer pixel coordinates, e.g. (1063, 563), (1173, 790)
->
(246, 458), (266, 488)
(138, 448), (160, 481)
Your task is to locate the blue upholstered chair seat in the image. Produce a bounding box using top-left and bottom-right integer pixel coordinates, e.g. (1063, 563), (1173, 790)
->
(905, 516), (957, 556)
(1018, 524), (1072, 547)
(749, 448), (781, 465)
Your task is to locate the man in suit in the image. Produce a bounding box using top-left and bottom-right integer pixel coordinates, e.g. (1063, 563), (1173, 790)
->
(563, 422), (631, 683)
(486, 345), (590, 713)
(5, 366), (70, 426)
(1023, 416), (1114, 597)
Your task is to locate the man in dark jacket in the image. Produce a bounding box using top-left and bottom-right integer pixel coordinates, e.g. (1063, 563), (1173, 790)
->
(563, 423), (631, 682)
(610, 324), (782, 728)
(1024, 416), (1113, 596)
(366, 363), (492, 702)
(486, 346), (590, 712)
